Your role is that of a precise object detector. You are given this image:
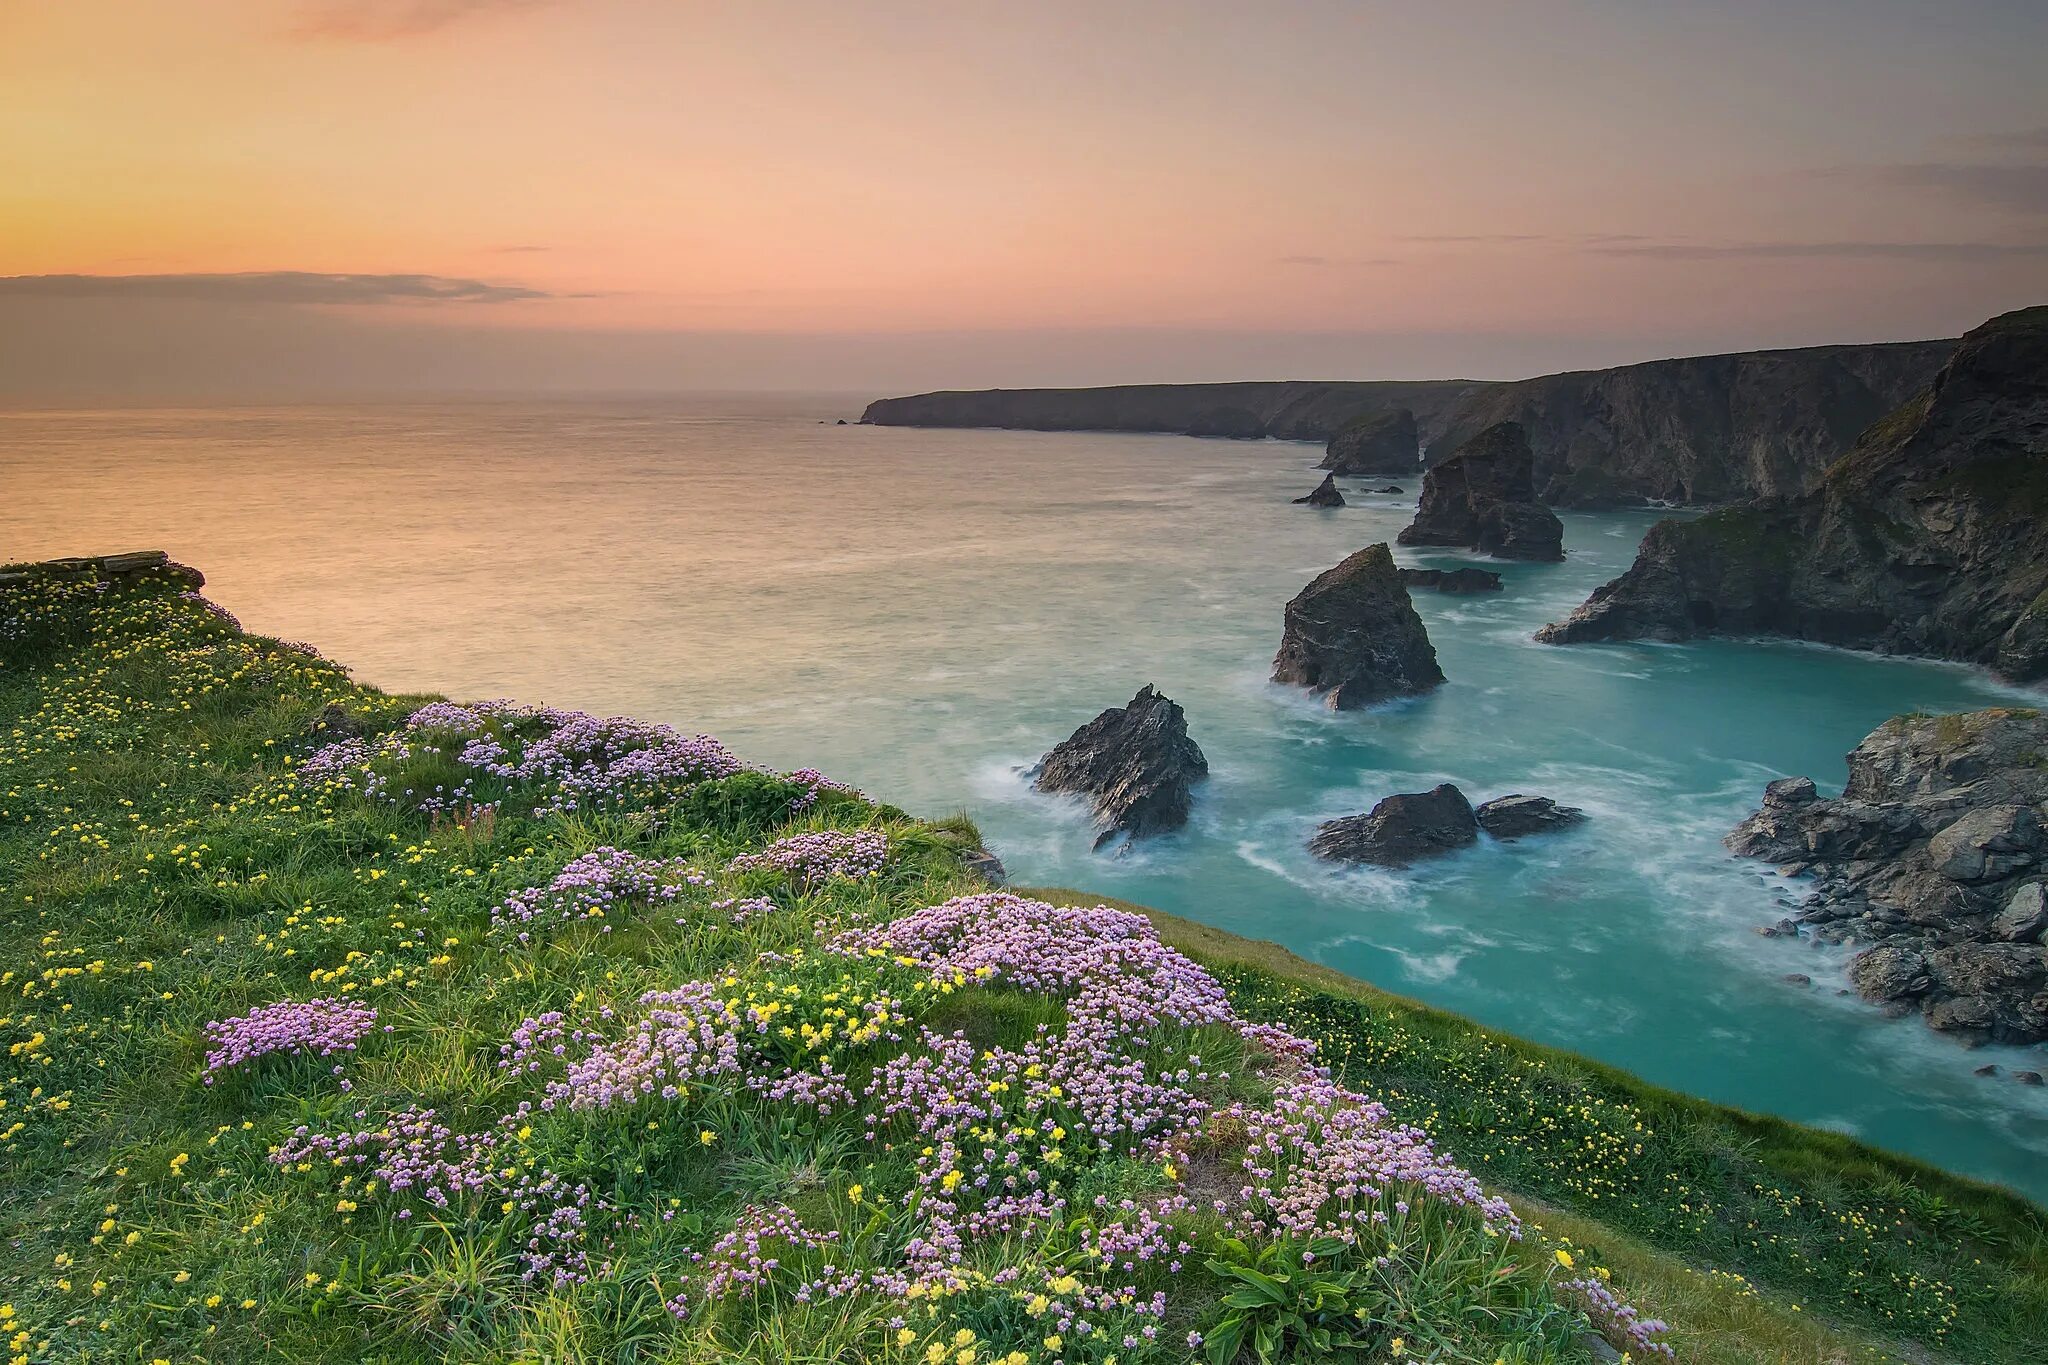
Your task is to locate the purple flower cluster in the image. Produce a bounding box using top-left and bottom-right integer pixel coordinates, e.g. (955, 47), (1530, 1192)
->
(784, 768), (861, 813)
(727, 830), (887, 888)
(665, 1203), (843, 1319)
(1564, 1275), (1676, 1360)
(301, 699), (742, 817)
(201, 997), (380, 1085)
(490, 846), (710, 944)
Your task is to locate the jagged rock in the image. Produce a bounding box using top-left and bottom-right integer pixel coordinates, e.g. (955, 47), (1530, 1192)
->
(1399, 567), (1503, 594)
(1320, 408), (1419, 476)
(1728, 707), (2048, 1044)
(960, 847), (1007, 884)
(1995, 883), (2047, 943)
(1309, 783), (1477, 867)
(1535, 306), (2048, 682)
(1293, 473), (1345, 507)
(1272, 544), (1445, 709)
(1031, 685), (1208, 850)
(1475, 794), (1586, 840)
(1398, 422), (1564, 561)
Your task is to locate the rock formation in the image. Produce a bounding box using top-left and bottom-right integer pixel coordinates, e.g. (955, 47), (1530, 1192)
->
(1535, 307), (2048, 683)
(1476, 794), (1586, 839)
(1320, 408), (1419, 476)
(0, 549), (203, 591)
(860, 381), (1483, 443)
(1031, 685), (1209, 850)
(1725, 707), (2048, 1045)
(1293, 473), (1345, 507)
(1430, 338), (1952, 507)
(1399, 567), (1503, 594)
(1398, 423), (1565, 561)
(1377, 485), (1405, 494)
(1309, 784), (1477, 866)
(1272, 544), (1445, 708)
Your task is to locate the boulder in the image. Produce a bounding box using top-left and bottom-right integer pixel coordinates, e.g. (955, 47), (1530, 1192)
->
(1293, 473), (1346, 507)
(1398, 422), (1564, 561)
(1272, 544), (1445, 709)
(1309, 784), (1477, 867)
(1399, 566), (1503, 594)
(1031, 685), (1209, 850)
(1320, 408), (1420, 477)
(1993, 882), (2047, 943)
(1475, 794), (1586, 840)
(1926, 805), (2040, 884)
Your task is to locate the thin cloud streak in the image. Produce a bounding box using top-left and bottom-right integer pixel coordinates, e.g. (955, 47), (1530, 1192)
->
(1276, 255), (1400, 268)
(1817, 160), (2048, 216)
(290, 0), (553, 42)
(1589, 240), (2048, 263)
(0, 272), (551, 304)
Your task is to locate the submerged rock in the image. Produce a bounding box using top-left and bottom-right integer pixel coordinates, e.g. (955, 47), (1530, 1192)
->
(1534, 305), (2048, 682)
(1400, 566), (1503, 594)
(1377, 484), (1406, 494)
(1293, 472), (1346, 507)
(1475, 794), (1586, 840)
(1031, 685), (1209, 850)
(1272, 544), (1445, 709)
(1726, 706), (2048, 1046)
(1320, 407), (1419, 477)
(1309, 783), (1478, 867)
(1398, 422), (1564, 561)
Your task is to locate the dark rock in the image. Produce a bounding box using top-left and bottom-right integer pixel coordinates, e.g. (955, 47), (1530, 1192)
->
(1428, 338), (1952, 507)
(1535, 306), (2048, 682)
(1475, 794), (1586, 840)
(1399, 567), (1503, 594)
(960, 847), (1006, 884)
(1377, 484), (1405, 494)
(835, 418), (847, 424)
(1398, 422), (1564, 561)
(1031, 686), (1209, 850)
(1272, 544), (1445, 709)
(1975, 1064), (2000, 1077)
(1733, 708), (2048, 1044)
(2016, 1070), (2045, 1085)
(1309, 784), (1477, 867)
(1785, 973), (1812, 987)
(1320, 408), (1419, 476)
(1292, 473), (1346, 507)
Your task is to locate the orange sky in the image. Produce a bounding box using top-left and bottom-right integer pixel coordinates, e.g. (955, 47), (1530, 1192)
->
(2, 0), (2044, 393)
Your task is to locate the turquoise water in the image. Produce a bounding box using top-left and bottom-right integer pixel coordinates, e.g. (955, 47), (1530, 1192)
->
(6, 394), (2045, 1200)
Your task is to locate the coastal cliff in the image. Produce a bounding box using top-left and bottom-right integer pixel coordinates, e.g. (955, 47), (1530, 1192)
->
(1535, 306), (2048, 682)
(1429, 338), (1953, 507)
(860, 379), (1484, 442)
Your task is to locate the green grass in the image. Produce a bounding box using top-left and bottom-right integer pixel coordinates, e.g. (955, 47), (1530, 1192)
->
(1, 567), (2042, 1365)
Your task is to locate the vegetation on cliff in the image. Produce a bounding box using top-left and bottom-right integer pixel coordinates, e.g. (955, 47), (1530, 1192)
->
(1, 565), (2043, 1365)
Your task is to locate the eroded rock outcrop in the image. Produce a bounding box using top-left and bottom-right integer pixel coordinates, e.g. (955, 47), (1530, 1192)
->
(1293, 473), (1345, 507)
(1536, 306), (2048, 683)
(1310, 784), (1477, 867)
(1272, 544), (1445, 709)
(1031, 685), (1208, 850)
(1320, 408), (1419, 477)
(1399, 567), (1503, 594)
(1475, 794), (1586, 840)
(1726, 707), (2048, 1045)
(1398, 422), (1564, 561)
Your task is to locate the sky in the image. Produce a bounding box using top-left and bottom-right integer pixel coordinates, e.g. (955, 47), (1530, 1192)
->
(2, 0), (2045, 400)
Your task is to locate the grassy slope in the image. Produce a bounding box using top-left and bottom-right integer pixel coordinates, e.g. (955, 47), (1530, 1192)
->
(0, 569), (2042, 1365)
(1028, 892), (2048, 1364)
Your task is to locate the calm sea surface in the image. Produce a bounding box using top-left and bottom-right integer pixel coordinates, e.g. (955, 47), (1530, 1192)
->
(6, 393), (2045, 1199)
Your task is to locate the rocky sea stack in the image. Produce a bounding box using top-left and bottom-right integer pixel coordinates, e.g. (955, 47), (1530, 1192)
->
(1272, 544), (1445, 709)
(1398, 422), (1565, 561)
(1031, 685), (1209, 850)
(1536, 305), (2048, 682)
(1727, 707), (2048, 1045)
(1320, 407), (1419, 477)
(1293, 472), (1345, 507)
(1476, 794), (1586, 839)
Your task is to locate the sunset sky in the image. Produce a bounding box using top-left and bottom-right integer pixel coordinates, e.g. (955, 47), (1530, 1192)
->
(3, 0), (2045, 398)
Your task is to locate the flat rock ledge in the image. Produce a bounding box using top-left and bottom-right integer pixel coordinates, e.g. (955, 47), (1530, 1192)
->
(1031, 685), (1208, 851)
(0, 549), (204, 592)
(1476, 794), (1586, 839)
(1726, 707), (2048, 1046)
(1292, 472), (1345, 507)
(1273, 543), (1445, 709)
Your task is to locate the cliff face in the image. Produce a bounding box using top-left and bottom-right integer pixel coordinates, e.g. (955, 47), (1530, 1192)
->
(860, 380), (1485, 443)
(1431, 339), (1954, 507)
(1320, 407), (1419, 475)
(1535, 306), (2048, 682)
